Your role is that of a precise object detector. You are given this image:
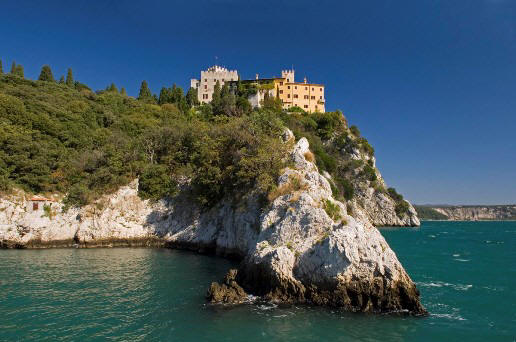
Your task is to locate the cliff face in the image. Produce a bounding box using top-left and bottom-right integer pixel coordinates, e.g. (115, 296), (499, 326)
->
(431, 206), (516, 221)
(0, 132), (425, 314)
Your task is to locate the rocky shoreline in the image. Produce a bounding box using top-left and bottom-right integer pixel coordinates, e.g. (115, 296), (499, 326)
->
(0, 133), (426, 315)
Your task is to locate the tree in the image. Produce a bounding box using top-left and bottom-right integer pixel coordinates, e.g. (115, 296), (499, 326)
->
(65, 68), (74, 86)
(59, 76), (65, 83)
(15, 65), (24, 78)
(38, 65), (54, 82)
(0, 60), (3, 74)
(158, 87), (171, 104)
(10, 61), (16, 74)
(138, 80), (153, 101)
(186, 87), (199, 107)
(211, 81), (222, 113)
(120, 87), (127, 96)
(106, 83), (118, 93)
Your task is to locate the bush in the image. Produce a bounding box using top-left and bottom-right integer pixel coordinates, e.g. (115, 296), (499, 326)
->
(362, 165), (377, 182)
(336, 177), (354, 201)
(138, 164), (177, 201)
(350, 125), (360, 137)
(324, 199), (342, 222)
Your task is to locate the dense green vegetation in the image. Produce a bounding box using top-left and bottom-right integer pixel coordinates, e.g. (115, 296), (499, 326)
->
(0, 62), (410, 217)
(414, 206), (449, 220)
(0, 66), (286, 209)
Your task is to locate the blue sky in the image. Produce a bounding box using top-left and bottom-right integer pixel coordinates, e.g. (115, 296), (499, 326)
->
(1, 0), (515, 204)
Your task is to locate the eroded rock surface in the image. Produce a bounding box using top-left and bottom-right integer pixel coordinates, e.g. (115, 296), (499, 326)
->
(0, 132), (425, 314)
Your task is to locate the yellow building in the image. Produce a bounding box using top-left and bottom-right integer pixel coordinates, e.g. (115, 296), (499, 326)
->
(273, 70), (325, 113)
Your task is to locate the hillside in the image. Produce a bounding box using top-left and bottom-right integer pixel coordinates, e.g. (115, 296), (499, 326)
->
(0, 72), (418, 226)
(416, 205), (516, 221)
(0, 70), (426, 314)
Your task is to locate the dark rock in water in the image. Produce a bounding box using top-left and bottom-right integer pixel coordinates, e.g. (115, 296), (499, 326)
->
(207, 269), (248, 304)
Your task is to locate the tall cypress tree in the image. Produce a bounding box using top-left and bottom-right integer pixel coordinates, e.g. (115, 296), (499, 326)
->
(59, 76), (65, 83)
(10, 61), (16, 74)
(120, 87), (127, 96)
(186, 87), (199, 107)
(0, 60), (3, 74)
(15, 65), (24, 78)
(38, 65), (54, 82)
(138, 80), (152, 101)
(65, 68), (74, 86)
(107, 83), (118, 93)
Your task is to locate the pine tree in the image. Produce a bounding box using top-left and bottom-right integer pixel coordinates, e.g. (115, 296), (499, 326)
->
(0, 60), (3, 74)
(10, 61), (16, 74)
(138, 80), (153, 101)
(120, 87), (127, 96)
(107, 83), (118, 93)
(15, 65), (24, 78)
(212, 81), (222, 113)
(38, 65), (54, 82)
(158, 87), (171, 104)
(65, 68), (74, 86)
(186, 87), (199, 107)
(59, 76), (65, 83)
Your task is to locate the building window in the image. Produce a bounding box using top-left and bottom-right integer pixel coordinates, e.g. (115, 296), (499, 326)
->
(304, 95), (309, 99)
(295, 86), (297, 89)
(33, 202), (39, 211)
(287, 94), (290, 98)
(320, 96), (322, 99)
(311, 96), (315, 100)
(294, 94), (298, 98)
(279, 90), (283, 94)
(319, 88), (322, 91)
(205, 79), (207, 82)
(304, 105), (308, 108)
(287, 86), (290, 89)
(305, 87), (308, 90)
(280, 82), (283, 85)
(312, 88), (314, 91)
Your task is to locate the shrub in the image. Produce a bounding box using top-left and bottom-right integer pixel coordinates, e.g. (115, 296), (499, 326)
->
(138, 164), (177, 201)
(324, 199), (342, 222)
(362, 165), (377, 182)
(304, 151), (315, 162)
(336, 177), (354, 201)
(350, 125), (360, 137)
(268, 173), (307, 202)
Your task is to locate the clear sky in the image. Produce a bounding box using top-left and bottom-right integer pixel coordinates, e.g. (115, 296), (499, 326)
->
(1, 0), (515, 205)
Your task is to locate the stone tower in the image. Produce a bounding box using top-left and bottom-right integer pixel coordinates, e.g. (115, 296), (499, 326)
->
(281, 69), (295, 83)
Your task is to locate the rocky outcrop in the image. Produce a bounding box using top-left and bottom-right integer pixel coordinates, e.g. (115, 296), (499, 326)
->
(429, 205), (516, 221)
(0, 131), (425, 315)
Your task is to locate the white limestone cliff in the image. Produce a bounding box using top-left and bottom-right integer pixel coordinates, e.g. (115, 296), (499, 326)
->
(0, 132), (425, 314)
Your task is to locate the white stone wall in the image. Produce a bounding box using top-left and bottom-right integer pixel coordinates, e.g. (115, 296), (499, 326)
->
(197, 66), (238, 103)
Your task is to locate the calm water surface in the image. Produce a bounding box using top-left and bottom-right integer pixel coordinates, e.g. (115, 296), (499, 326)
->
(1, 221), (515, 341)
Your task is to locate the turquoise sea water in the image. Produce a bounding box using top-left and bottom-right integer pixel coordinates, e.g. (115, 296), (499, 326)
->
(1, 221), (515, 341)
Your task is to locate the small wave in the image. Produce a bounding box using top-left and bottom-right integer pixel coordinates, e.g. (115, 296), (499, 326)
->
(417, 281), (472, 291)
(454, 258), (470, 262)
(484, 240), (504, 244)
(431, 313), (467, 321)
(452, 254), (460, 257)
(428, 235), (437, 238)
(256, 303), (278, 311)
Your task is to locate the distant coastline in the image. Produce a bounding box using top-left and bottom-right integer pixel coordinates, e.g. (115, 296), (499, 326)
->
(415, 205), (516, 221)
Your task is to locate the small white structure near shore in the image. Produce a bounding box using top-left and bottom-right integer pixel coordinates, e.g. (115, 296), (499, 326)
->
(27, 196), (54, 212)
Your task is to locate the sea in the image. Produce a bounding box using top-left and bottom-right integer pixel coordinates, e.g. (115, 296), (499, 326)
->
(0, 221), (515, 341)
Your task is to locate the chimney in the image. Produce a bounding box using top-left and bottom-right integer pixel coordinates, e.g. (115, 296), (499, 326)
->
(304, 77), (307, 84)
(256, 74), (259, 80)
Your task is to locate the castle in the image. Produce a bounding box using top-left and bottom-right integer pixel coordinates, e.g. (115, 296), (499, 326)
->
(190, 66), (325, 113)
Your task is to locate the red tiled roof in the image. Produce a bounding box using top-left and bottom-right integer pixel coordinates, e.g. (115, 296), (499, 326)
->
(30, 196), (53, 202)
